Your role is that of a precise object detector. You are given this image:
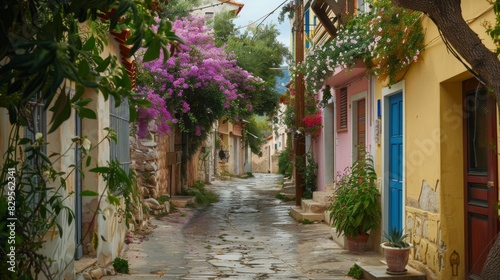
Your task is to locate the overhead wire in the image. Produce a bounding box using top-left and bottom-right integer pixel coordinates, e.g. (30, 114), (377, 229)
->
(255, 0), (290, 30)
(163, 0), (293, 34)
(236, 0), (290, 30)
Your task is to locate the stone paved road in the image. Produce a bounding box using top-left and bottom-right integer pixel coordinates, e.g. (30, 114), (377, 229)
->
(102, 173), (380, 279)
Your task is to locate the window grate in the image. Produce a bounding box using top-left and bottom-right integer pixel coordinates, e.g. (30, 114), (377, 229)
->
(109, 97), (130, 174)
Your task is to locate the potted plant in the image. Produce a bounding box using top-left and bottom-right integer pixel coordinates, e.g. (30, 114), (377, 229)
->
(328, 152), (381, 253)
(381, 228), (413, 274)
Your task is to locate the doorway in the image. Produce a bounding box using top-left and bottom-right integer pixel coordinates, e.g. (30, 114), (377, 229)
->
(388, 92), (403, 232)
(463, 78), (499, 279)
(352, 97), (366, 159)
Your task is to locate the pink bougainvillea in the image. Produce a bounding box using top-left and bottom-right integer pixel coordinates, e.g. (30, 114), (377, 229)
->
(136, 87), (173, 138)
(136, 15), (263, 139)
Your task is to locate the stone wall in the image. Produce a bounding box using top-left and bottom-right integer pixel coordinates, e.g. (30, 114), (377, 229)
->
(406, 179), (442, 280)
(252, 154), (269, 173)
(130, 135), (161, 198)
(252, 144), (270, 173)
(131, 128), (216, 201)
(271, 154), (279, 173)
(252, 149), (280, 174)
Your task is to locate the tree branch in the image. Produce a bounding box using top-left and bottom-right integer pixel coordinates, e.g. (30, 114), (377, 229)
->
(391, 0), (438, 14)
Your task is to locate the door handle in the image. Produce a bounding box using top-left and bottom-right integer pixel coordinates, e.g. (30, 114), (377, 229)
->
(487, 181), (495, 188)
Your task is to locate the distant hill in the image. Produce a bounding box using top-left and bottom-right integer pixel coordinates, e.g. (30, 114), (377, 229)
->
(274, 69), (290, 94)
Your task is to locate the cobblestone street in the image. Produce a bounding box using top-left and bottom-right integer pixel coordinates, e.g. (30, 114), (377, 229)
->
(99, 173), (379, 279)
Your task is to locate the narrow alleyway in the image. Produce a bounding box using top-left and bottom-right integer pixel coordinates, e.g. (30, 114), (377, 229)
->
(102, 173), (379, 279)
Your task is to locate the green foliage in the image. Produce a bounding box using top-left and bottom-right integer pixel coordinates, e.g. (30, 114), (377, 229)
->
(243, 172), (254, 178)
(278, 1), (295, 23)
(328, 153), (381, 238)
(301, 218), (314, 224)
(211, 14), (290, 158)
(0, 0), (182, 133)
(275, 193), (293, 202)
(0, 125), (127, 279)
(112, 257), (130, 274)
(296, 152), (318, 199)
(484, 0), (500, 55)
(383, 228), (410, 248)
(211, 12), (237, 47)
(223, 24), (289, 116)
(90, 162), (142, 229)
(300, 0), (425, 91)
(0, 4), (181, 275)
(226, 25), (288, 83)
(183, 181), (219, 206)
(157, 195), (171, 205)
(347, 264), (365, 279)
(245, 116), (270, 155)
(160, 0), (202, 19)
(278, 148), (293, 177)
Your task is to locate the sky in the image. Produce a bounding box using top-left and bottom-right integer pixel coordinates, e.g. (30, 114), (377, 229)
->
(232, 0), (292, 50)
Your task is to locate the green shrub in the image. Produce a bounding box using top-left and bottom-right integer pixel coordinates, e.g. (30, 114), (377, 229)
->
(278, 148), (293, 177)
(157, 195), (170, 205)
(298, 152), (317, 199)
(112, 257), (129, 274)
(275, 193), (293, 202)
(183, 181), (219, 206)
(301, 218), (314, 224)
(347, 264), (364, 279)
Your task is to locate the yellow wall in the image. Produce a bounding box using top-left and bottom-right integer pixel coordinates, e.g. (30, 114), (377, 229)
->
(376, 2), (496, 279)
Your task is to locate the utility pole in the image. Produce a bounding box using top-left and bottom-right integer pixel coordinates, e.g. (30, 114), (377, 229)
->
(294, 0), (305, 206)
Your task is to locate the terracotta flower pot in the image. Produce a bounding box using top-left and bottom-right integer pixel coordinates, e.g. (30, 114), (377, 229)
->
(381, 242), (412, 274)
(346, 233), (370, 254)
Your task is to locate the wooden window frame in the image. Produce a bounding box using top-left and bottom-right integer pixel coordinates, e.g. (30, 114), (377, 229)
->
(337, 87), (348, 132)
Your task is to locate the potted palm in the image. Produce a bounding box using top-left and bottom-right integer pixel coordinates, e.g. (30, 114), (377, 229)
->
(381, 228), (413, 274)
(328, 153), (381, 254)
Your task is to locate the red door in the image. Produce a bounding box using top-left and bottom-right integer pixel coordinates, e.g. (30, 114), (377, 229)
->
(463, 78), (499, 279)
(356, 99), (366, 158)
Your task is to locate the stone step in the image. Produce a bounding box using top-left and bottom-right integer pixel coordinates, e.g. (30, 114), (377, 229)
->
(324, 209), (333, 226)
(324, 183), (335, 191)
(301, 199), (327, 213)
(357, 261), (426, 280)
(171, 196), (196, 208)
(289, 206), (325, 222)
(312, 190), (335, 205)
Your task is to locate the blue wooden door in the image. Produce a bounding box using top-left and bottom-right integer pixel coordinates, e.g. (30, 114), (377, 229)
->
(388, 93), (403, 232)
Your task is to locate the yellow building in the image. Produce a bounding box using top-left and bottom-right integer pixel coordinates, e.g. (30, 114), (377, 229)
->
(308, 0), (499, 279)
(375, 1), (499, 279)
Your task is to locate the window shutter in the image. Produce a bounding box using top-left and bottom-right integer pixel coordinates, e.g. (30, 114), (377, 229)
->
(338, 88), (348, 131)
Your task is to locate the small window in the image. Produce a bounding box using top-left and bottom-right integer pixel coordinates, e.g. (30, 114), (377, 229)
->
(337, 87), (348, 131)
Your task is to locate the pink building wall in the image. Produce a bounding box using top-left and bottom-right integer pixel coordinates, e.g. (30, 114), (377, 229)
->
(335, 76), (371, 176)
(314, 71), (373, 191)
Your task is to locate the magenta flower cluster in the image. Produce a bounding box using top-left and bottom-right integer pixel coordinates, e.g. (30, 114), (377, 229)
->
(136, 16), (262, 138)
(136, 87), (173, 138)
